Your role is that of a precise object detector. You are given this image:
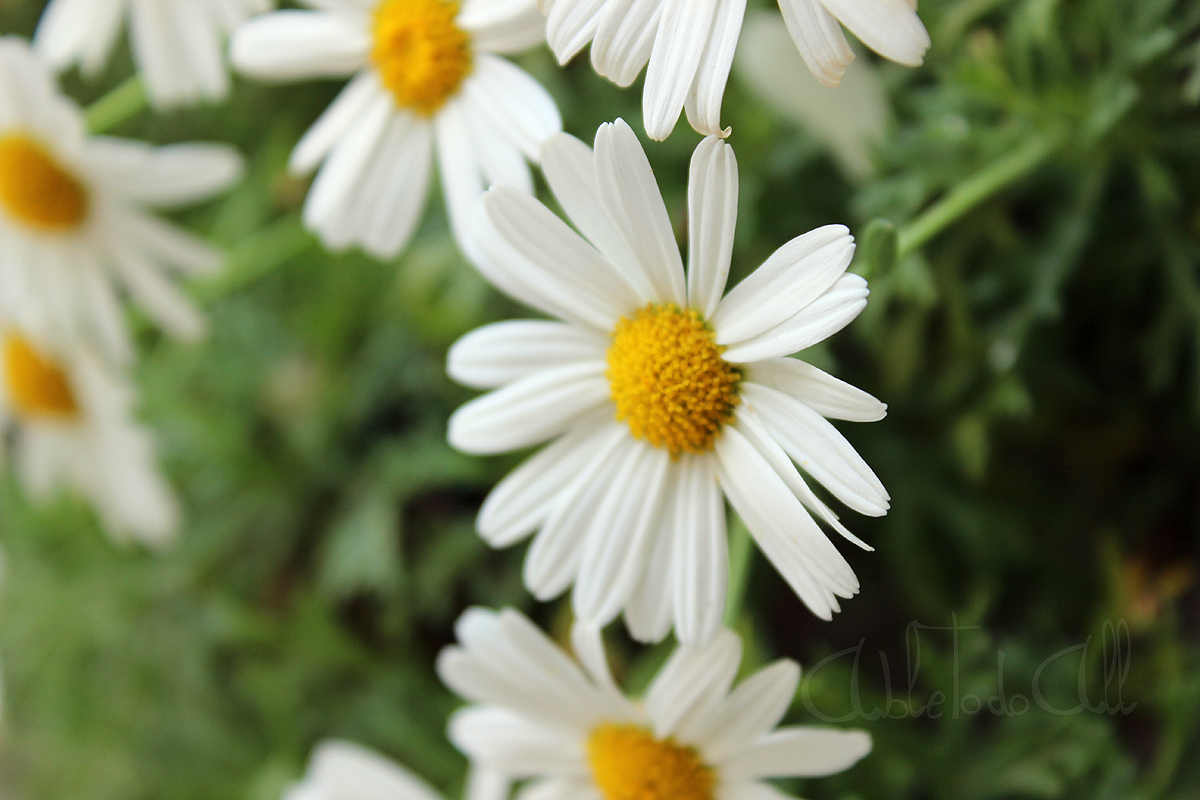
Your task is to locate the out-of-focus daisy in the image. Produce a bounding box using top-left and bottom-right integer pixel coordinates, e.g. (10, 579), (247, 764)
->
(0, 323), (179, 547)
(230, 0), (560, 259)
(542, 0), (928, 140)
(34, 0), (271, 109)
(439, 607), (872, 800)
(285, 740), (506, 800)
(448, 121), (887, 645)
(0, 38), (243, 363)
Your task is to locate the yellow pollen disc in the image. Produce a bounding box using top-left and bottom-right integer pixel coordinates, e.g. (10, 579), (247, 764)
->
(0, 133), (89, 232)
(588, 724), (715, 800)
(607, 304), (740, 456)
(371, 0), (472, 116)
(2, 333), (78, 419)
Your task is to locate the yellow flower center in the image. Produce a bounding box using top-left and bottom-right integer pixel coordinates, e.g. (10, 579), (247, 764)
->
(0, 133), (89, 232)
(2, 333), (78, 419)
(607, 304), (740, 456)
(588, 724), (715, 800)
(371, 0), (472, 116)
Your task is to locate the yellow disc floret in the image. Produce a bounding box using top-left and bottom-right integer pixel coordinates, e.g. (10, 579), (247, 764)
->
(607, 304), (740, 456)
(0, 133), (88, 232)
(588, 724), (715, 800)
(371, 0), (472, 116)
(3, 333), (78, 419)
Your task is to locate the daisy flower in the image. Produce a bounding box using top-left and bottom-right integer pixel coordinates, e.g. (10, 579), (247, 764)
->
(34, 0), (272, 109)
(0, 322), (179, 547)
(229, 0), (561, 259)
(448, 120), (888, 645)
(439, 607), (872, 800)
(543, 0), (929, 140)
(285, 740), (507, 800)
(0, 38), (243, 363)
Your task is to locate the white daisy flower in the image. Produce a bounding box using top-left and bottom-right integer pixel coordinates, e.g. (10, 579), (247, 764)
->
(286, 740), (507, 800)
(0, 38), (243, 363)
(0, 324), (179, 547)
(543, 0), (929, 140)
(34, 0), (272, 109)
(448, 120), (888, 645)
(229, 0), (561, 259)
(439, 607), (872, 800)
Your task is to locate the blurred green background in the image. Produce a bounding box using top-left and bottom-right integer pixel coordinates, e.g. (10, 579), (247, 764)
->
(0, 0), (1198, 798)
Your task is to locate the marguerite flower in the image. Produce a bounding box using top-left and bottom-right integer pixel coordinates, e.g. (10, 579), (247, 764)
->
(34, 0), (271, 108)
(0, 38), (243, 363)
(543, 0), (929, 140)
(448, 120), (888, 645)
(439, 607), (872, 800)
(285, 740), (506, 800)
(0, 322), (179, 547)
(229, 0), (560, 259)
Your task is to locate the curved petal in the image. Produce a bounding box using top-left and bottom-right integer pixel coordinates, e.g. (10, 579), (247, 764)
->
(722, 727), (872, 779)
(686, 135), (738, 319)
(683, 0), (745, 137)
(462, 54), (562, 162)
(229, 10), (368, 80)
(305, 740), (445, 800)
(591, 0), (661, 87)
(85, 140), (243, 208)
(746, 358), (886, 422)
(819, 0), (929, 66)
(693, 660), (799, 760)
(671, 454), (727, 646)
(448, 320), (608, 389)
(778, 0), (854, 88)
(641, 0), (717, 140)
(448, 707), (585, 777)
(645, 628), (741, 739)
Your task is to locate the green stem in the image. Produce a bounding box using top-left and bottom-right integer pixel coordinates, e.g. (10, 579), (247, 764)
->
(897, 132), (1063, 258)
(723, 514), (754, 627)
(85, 76), (147, 134)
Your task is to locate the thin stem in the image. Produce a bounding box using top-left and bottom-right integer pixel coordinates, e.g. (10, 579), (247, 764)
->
(897, 132), (1063, 258)
(85, 76), (147, 135)
(723, 514), (754, 627)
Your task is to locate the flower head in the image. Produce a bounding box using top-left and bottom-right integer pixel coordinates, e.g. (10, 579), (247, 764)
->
(438, 607), (872, 800)
(0, 38), (243, 363)
(448, 120), (888, 645)
(230, 0), (561, 259)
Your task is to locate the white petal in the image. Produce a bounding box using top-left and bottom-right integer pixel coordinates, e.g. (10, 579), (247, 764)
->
(306, 740), (444, 800)
(355, 115), (434, 259)
(671, 454), (727, 646)
(515, 778), (600, 800)
(464, 100), (534, 194)
(686, 135), (737, 319)
(435, 95), (487, 251)
(35, 0), (125, 76)
(641, 0), (717, 140)
(720, 272), (868, 363)
(106, 240), (207, 340)
(572, 443), (671, 626)
(746, 358), (886, 422)
(448, 707), (585, 777)
(645, 628), (741, 739)
(590, 0), (661, 87)
(290, 70), (382, 174)
(478, 418), (625, 548)
(86, 139), (243, 208)
(714, 425), (857, 620)
(229, 11), (368, 80)
(593, 119), (686, 305)
(745, 383), (888, 516)
(713, 224), (853, 345)
(682, 0), (745, 137)
(545, 0), (605, 64)
(623, 497), (677, 644)
(462, 54), (562, 162)
(695, 660), (799, 761)
(778, 0), (854, 88)
(717, 781), (794, 800)
(538, 133), (645, 297)
(819, 0), (929, 66)
(460, 0), (546, 54)
(448, 320), (608, 389)
(722, 727), (871, 778)
(447, 362), (610, 455)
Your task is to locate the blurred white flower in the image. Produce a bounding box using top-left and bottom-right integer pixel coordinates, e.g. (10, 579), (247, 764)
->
(230, 0), (561, 260)
(735, 9), (889, 182)
(448, 122), (887, 645)
(542, 0), (928, 140)
(0, 38), (243, 363)
(0, 324), (179, 547)
(34, 0), (272, 109)
(439, 607), (873, 800)
(285, 740), (506, 800)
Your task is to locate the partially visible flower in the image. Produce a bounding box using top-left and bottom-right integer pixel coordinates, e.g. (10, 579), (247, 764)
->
(542, 0), (928, 140)
(0, 38), (242, 362)
(34, 0), (272, 108)
(448, 121), (887, 645)
(285, 740), (506, 800)
(230, 0), (560, 259)
(439, 607), (872, 800)
(735, 10), (889, 182)
(0, 323), (179, 547)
